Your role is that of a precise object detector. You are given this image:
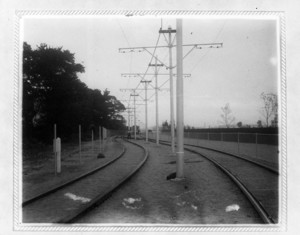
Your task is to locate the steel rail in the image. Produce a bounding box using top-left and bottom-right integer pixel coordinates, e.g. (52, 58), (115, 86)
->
(57, 139), (149, 223)
(184, 147), (275, 224)
(147, 138), (275, 224)
(22, 137), (126, 207)
(158, 138), (278, 175)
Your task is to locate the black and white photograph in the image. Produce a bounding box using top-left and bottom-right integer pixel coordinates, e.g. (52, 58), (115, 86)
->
(0, 0), (299, 234)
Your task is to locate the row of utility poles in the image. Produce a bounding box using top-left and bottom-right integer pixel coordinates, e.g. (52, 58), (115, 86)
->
(119, 19), (222, 178)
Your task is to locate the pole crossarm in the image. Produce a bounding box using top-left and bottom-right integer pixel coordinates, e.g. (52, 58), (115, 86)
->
(119, 45), (171, 52)
(119, 43), (222, 52)
(149, 63), (164, 67)
(121, 73), (191, 78)
(120, 88), (136, 92)
(159, 28), (177, 34)
(140, 80), (152, 84)
(120, 88), (148, 91)
(120, 42), (222, 72)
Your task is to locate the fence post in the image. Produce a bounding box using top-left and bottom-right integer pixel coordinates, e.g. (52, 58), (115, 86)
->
(79, 125), (81, 163)
(208, 132), (210, 141)
(103, 128), (107, 139)
(92, 129), (94, 153)
(255, 133), (258, 158)
(99, 126), (101, 152)
(100, 126), (103, 153)
(237, 132), (240, 154)
(53, 124), (57, 176)
(221, 132), (223, 150)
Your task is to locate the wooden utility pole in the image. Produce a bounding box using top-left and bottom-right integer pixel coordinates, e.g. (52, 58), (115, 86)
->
(176, 19), (184, 178)
(140, 80), (152, 142)
(159, 26), (177, 153)
(149, 57), (164, 145)
(122, 72), (190, 144)
(120, 91), (147, 140)
(119, 23), (222, 154)
(130, 90), (139, 140)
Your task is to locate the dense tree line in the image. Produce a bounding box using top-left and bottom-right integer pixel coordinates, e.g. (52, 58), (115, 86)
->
(23, 42), (126, 143)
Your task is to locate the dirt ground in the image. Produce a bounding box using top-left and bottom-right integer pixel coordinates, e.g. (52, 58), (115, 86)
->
(76, 139), (263, 224)
(22, 138), (123, 201)
(22, 137), (266, 224)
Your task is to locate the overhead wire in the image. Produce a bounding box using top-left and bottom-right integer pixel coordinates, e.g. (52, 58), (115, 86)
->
(190, 20), (227, 73)
(134, 31), (162, 101)
(117, 19), (136, 117)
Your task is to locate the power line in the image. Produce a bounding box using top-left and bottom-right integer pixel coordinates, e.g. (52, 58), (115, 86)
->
(190, 20), (227, 73)
(117, 20), (131, 48)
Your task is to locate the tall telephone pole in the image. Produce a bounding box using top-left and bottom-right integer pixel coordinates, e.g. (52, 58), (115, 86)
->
(176, 19), (184, 178)
(119, 22), (222, 153)
(159, 26), (177, 153)
(127, 107), (131, 132)
(120, 89), (145, 140)
(121, 72), (191, 144)
(130, 91), (139, 140)
(140, 80), (152, 142)
(149, 56), (164, 145)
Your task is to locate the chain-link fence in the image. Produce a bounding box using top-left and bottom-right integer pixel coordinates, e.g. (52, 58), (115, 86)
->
(23, 125), (126, 174)
(147, 131), (279, 166)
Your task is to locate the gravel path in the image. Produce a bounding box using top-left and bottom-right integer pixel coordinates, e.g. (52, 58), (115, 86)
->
(23, 137), (123, 201)
(76, 139), (263, 224)
(22, 139), (144, 223)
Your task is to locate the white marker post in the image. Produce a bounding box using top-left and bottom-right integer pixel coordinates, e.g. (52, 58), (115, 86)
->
(56, 137), (61, 173)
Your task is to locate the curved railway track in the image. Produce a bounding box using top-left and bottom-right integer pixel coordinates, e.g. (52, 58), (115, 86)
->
(148, 138), (279, 224)
(22, 138), (148, 223)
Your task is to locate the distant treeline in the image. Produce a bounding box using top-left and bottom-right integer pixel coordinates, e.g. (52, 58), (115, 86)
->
(23, 42), (126, 144)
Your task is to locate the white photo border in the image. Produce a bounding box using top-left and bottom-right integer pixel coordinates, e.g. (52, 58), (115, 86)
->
(13, 10), (287, 232)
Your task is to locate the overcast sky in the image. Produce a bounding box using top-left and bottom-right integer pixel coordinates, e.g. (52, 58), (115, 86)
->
(22, 16), (279, 129)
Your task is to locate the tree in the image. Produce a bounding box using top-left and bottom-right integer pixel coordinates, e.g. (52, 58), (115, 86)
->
(237, 122), (243, 128)
(259, 92), (278, 127)
(23, 42), (85, 141)
(220, 103), (236, 128)
(23, 42), (126, 142)
(162, 120), (170, 131)
(257, 120), (263, 128)
(271, 114), (278, 127)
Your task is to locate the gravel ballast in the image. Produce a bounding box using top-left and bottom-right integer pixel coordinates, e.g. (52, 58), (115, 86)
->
(76, 139), (263, 224)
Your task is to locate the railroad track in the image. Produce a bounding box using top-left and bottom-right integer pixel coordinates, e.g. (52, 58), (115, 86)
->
(148, 138), (279, 224)
(22, 138), (148, 223)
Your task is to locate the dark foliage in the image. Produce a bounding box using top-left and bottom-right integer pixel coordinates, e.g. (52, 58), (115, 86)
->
(23, 42), (126, 143)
